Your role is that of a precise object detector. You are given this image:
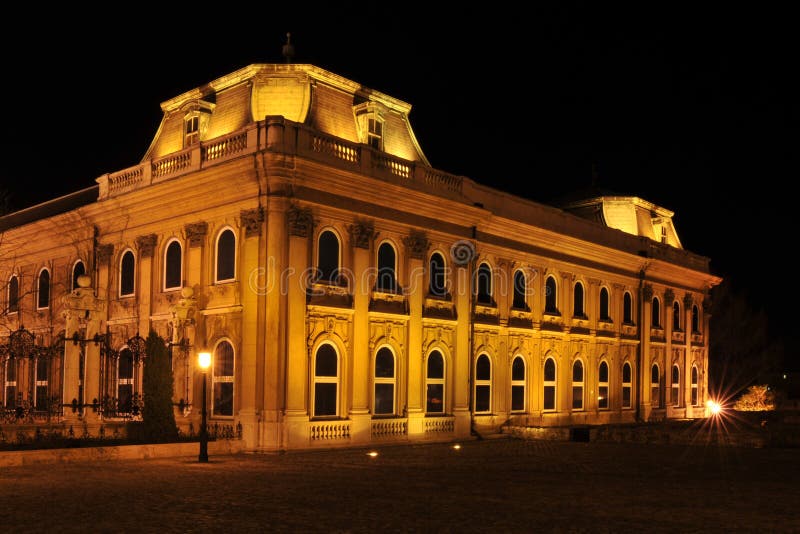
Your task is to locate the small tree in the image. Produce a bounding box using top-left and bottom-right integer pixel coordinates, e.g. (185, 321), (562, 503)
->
(733, 385), (776, 412)
(142, 331), (178, 442)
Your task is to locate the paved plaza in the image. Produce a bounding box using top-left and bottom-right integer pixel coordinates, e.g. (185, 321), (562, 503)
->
(1, 437), (798, 533)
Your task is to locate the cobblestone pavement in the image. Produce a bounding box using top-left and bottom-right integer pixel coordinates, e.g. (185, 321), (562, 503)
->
(1, 438), (799, 533)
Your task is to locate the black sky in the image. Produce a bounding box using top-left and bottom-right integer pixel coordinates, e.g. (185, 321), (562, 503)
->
(1, 5), (796, 346)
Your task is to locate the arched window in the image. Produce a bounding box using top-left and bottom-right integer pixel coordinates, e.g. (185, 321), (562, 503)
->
(35, 357), (49, 410)
(651, 364), (660, 408)
(429, 252), (447, 297)
(573, 282), (585, 317)
(651, 297), (661, 328)
(671, 364), (681, 406)
(374, 347), (395, 415)
(545, 276), (558, 314)
(598, 361), (609, 410)
(426, 350), (445, 413)
(599, 287), (610, 321)
(37, 269), (50, 309)
(164, 240), (183, 290)
(512, 270), (527, 310)
(543, 357), (556, 411)
(213, 341), (235, 417)
(623, 292), (633, 324)
(672, 301), (681, 331)
(317, 230), (340, 284)
(376, 242), (397, 292)
(691, 365), (699, 406)
(476, 262), (492, 305)
(120, 250), (136, 297)
(4, 359), (17, 408)
(572, 360), (584, 410)
(511, 356), (526, 412)
(215, 229), (236, 282)
(692, 305), (700, 333)
(7, 275), (19, 314)
(474, 354), (492, 413)
(72, 260), (85, 292)
(118, 348), (134, 414)
(622, 362), (632, 409)
(313, 344), (339, 417)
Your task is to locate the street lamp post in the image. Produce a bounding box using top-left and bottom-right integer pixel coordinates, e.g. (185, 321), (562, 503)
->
(198, 351), (211, 463)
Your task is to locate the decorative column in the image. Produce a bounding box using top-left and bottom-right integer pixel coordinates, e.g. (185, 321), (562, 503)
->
(451, 238), (473, 437)
(403, 231), (429, 437)
(348, 219), (376, 443)
(683, 292), (695, 413)
(61, 274), (106, 424)
(640, 282), (653, 418)
(263, 199), (286, 449)
(136, 234), (157, 336)
(168, 286), (197, 419)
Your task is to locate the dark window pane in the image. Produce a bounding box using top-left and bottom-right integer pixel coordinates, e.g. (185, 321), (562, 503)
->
(572, 386), (583, 409)
(118, 384), (133, 413)
(315, 345), (338, 377)
(622, 363), (631, 382)
(692, 305), (700, 332)
(215, 342), (235, 377)
(673, 302), (681, 330)
(600, 288), (610, 320)
(36, 358), (47, 378)
(7, 361), (16, 381)
(622, 386), (631, 407)
(121, 251), (135, 296)
(623, 293), (633, 323)
(545, 277), (557, 313)
(572, 361), (583, 382)
(38, 270), (50, 308)
(429, 253), (446, 296)
(599, 362), (608, 382)
(427, 351), (444, 379)
(376, 243), (396, 292)
(317, 231), (339, 283)
(598, 386), (609, 409)
(72, 261), (85, 291)
(544, 358), (556, 381)
(512, 270), (526, 309)
(476, 355), (491, 380)
(692, 367), (698, 384)
(36, 385), (49, 409)
(652, 298), (660, 327)
(165, 242), (182, 288)
(426, 384), (444, 412)
(672, 366), (680, 383)
(8, 277), (19, 312)
(375, 348), (394, 378)
(651, 365), (659, 384)
(476, 263), (492, 304)
(652, 386), (660, 408)
(119, 350), (134, 379)
(512, 358), (525, 381)
(374, 383), (394, 414)
(214, 382), (234, 416)
(543, 385), (555, 410)
(691, 387), (698, 406)
(475, 385), (491, 412)
(216, 230), (236, 281)
(672, 385), (680, 405)
(511, 385), (525, 411)
(573, 282), (584, 316)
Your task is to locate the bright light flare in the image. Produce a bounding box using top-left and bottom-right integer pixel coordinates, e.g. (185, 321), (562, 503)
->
(452, 444), (461, 450)
(198, 352), (211, 369)
(706, 399), (723, 415)
(367, 451), (379, 458)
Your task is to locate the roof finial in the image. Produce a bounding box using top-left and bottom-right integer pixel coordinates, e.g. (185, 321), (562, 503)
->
(282, 32), (294, 64)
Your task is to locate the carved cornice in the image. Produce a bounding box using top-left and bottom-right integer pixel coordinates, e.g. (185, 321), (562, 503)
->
(136, 234), (158, 258)
(403, 231), (430, 260)
(587, 277), (601, 286)
(185, 222), (208, 247)
(96, 244), (114, 265)
(560, 271), (575, 282)
(347, 219), (376, 249)
(287, 205), (314, 238)
(642, 283), (654, 301)
(241, 207), (264, 238)
(664, 288), (675, 305)
(683, 292), (694, 308)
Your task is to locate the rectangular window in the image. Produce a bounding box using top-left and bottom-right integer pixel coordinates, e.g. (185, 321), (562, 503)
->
(213, 381), (234, 417)
(543, 385), (555, 411)
(572, 386), (583, 410)
(426, 384), (444, 413)
(622, 385), (631, 408)
(368, 118), (383, 150)
(511, 385), (525, 412)
(598, 386), (609, 409)
(374, 383), (394, 415)
(185, 115), (199, 146)
(475, 385), (491, 413)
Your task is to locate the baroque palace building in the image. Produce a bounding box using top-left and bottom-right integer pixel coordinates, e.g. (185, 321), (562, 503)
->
(0, 61), (721, 451)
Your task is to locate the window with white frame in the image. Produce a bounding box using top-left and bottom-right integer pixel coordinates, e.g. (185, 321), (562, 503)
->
(429, 252), (447, 297)
(545, 276), (558, 314)
(216, 229), (236, 282)
(7, 275), (19, 314)
(474, 354), (492, 413)
(543, 357), (556, 411)
(598, 361), (609, 409)
(376, 242), (397, 292)
(673, 301), (681, 331)
(671, 364), (681, 406)
(622, 362), (632, 409)
(599, 287), (610, 321)
(120, 250), (136, 297)
(118, 348), (134, 414)
(373, 347), (395, 416)
(692, 305), (700, 333)
(512, 270), (527, 310)
(475, 262), (493, 305)
(511, 356), (526, 412)
(184, 114), (200, 147)
(367, 117), (383, 150)
(35, 357), (49, 410)
(316, 230), (340, 284)
(164, 240), (183, 290)
(426, 350), (445, 413)
(213, 341), (235, 417)
(4, 359), (17, 408)
(37, 269), (50, 309)
(651, 364), (660, 409)
(652, 297), (661, 328)
(573, 282), (585, 317)
(572, 359), (584, 410)
(623, 292), (634, 324)
(691, 365), (699, 406)
(313, 343), (339, 417)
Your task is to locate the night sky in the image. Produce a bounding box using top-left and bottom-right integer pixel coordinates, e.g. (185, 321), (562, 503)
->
(1, 6), (795, 353)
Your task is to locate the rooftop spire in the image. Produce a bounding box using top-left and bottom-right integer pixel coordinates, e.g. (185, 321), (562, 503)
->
(282, 32), (294, 64)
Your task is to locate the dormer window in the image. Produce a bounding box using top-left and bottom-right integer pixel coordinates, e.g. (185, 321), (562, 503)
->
(367, 117), (383, 150)
(660, 226), (667, 244)
(184, 114), (200, 147)
(354, 102), (386, 152)
(182, 100), (214, 149)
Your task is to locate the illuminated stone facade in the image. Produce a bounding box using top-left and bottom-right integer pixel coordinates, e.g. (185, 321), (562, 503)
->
(0, 64), (721, 451)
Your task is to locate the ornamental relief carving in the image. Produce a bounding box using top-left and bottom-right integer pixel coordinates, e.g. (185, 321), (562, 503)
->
(368, 320), (406, 352)
(185, 221), (208, 247)
(204, 312), (242, 349)
(347, 219), (376, 249)
(96, 244), (114, 265)
(306, 313), (352, 351)
(136, 234), (158, 258)
(422, 324), (454, 354)
(287, 204), (314, 237)
(241, 207), (264, 238)
(403, 231), (430, 260)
